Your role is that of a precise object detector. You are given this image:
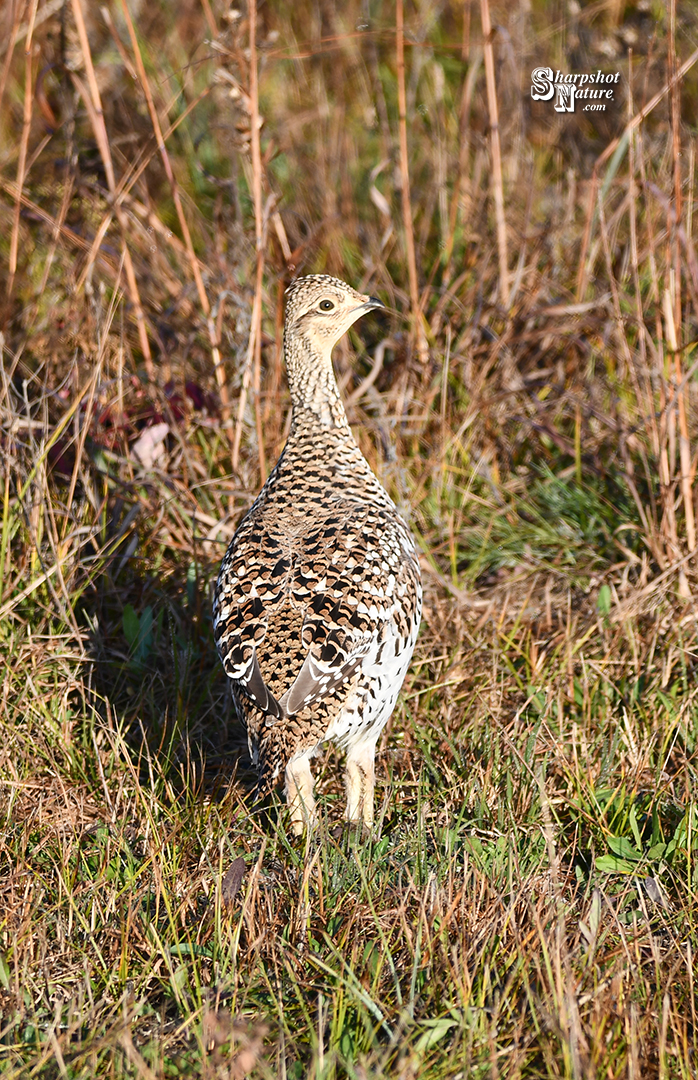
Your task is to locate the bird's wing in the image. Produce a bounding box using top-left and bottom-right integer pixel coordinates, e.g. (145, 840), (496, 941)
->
(279, 631), (372, 716)
(213, 512), (286, 716)
(214, 504), (416, 717)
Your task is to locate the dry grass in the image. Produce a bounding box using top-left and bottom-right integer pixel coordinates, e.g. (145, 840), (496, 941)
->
(1, 0), (698, 1076)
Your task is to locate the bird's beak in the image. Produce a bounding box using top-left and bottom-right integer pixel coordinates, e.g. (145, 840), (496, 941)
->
(356, 295), (385, 313)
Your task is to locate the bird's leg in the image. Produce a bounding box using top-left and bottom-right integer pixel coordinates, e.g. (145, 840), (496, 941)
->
(344, 739), (378, 829)
(285, 752), (317, 835)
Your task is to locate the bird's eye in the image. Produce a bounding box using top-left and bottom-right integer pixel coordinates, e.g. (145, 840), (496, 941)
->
(319, 299), (335, 311)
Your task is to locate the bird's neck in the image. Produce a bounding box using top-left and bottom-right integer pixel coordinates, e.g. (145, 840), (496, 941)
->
(284, 333), (351, 433)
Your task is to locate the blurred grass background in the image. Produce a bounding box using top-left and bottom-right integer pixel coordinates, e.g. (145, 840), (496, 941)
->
(2, 0), (698, 1076)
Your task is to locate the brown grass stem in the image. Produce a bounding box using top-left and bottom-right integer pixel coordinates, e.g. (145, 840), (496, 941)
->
(663, 289), (695, 553)
(576, 42), (698, 300)
(396, 0), (428, 365)
(73, 85), (213, 293)
(480, 0), (509, 309)
(117, 0), (235, 442)
(7, 0), (38, 297)
(69, 0), (153, 378)
(232, 0), (267, 478)
(118, 0), (208, 318)
(669, 0), (682, 336)
(250, 0), (267, 482)
(0, 1), (27, 166)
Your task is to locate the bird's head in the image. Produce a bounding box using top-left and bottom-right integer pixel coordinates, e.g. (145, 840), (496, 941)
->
(284, 274), (384, 355)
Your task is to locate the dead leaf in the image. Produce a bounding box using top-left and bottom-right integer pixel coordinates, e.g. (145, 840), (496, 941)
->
(132, 422), (169, 469)
(221, 857), (247, 905)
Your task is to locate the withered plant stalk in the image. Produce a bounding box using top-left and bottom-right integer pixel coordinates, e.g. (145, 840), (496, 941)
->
(233, 0), (267, 480)
(396, 0), (428, 364)
(480, 0), (508, 308)
(69, 0), (153, 377)
(8, 0), (38, 296)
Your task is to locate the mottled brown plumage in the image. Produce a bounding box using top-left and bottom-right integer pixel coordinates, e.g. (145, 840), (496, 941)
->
(213, 275), (422, 833)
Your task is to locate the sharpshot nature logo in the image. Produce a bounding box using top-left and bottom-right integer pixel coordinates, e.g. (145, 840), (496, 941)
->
(531, 66), (621, 113)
